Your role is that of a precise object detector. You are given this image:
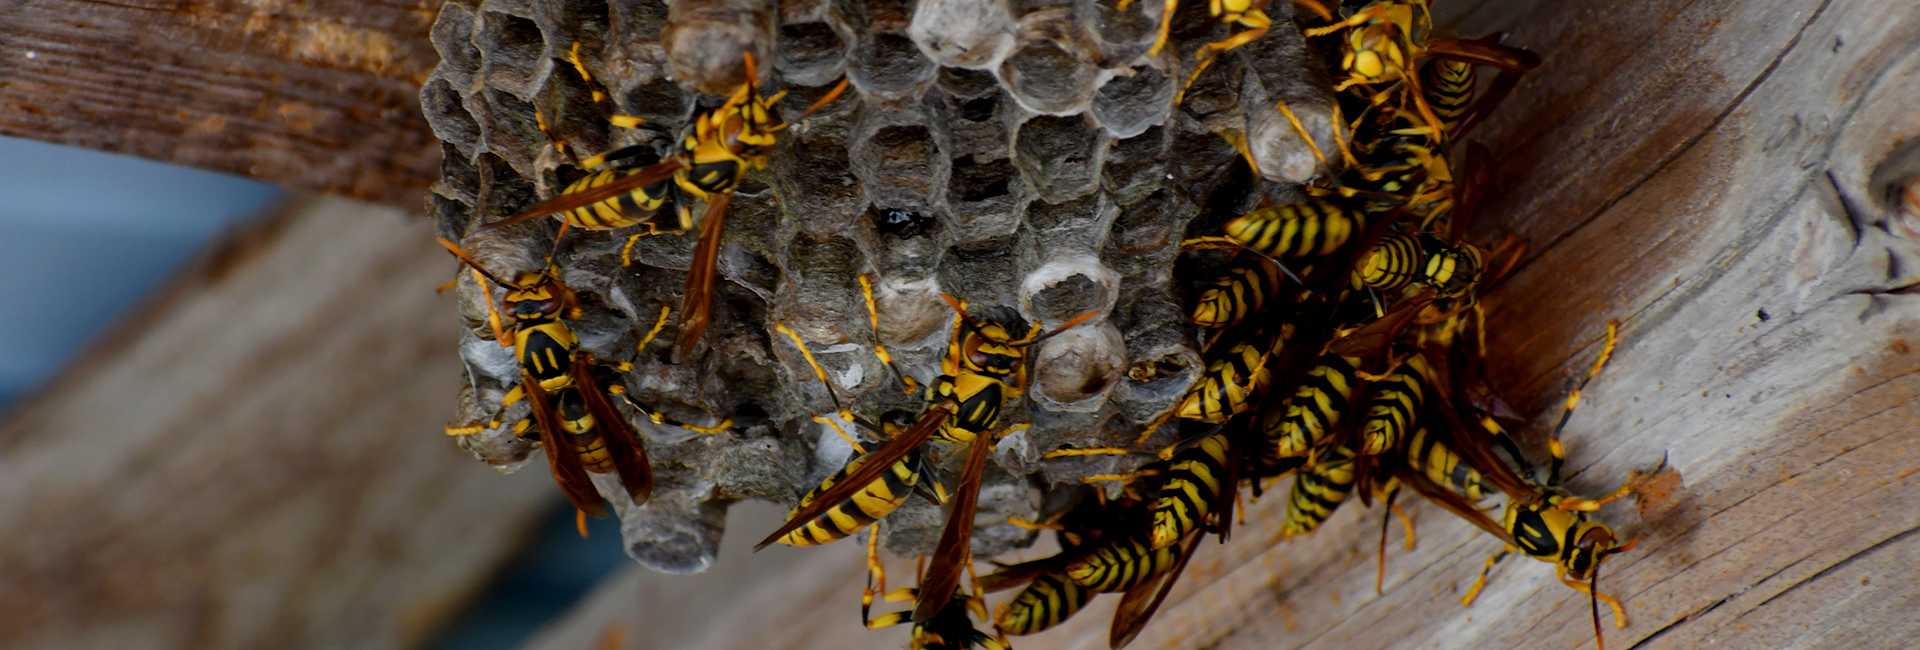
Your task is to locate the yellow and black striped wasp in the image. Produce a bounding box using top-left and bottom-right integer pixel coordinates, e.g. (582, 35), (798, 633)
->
(1302, 3), (1540, 141)
(981, 490), (1206, 647)
(757, 295), (1098, 621)
(487, 51), (849, 363)
(865, 573), (1009, 650)
(437, 238), (658, 522)
(1389, 319), (1651, 650)
(763, 410), (948, 548)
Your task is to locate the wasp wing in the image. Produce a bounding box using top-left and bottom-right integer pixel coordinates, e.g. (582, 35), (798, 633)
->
(671, 190), (731, 362)
(1395, 461), (1512, 544)
(754, 407), (951, 550)
(1110, 530), (1203, 649)
(522, 373), (609, 518)
(1418, 349), (1541, 504)
(574, 354), (653, 506)
(1329, 291), (1436, 361)
(913, 430), (992, 622)
(487, 159), (688, 230)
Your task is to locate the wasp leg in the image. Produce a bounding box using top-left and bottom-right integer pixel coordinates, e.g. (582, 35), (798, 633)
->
(814, 414), (869, 455)
(1460, 545), (1513, 607)
(775, 322), (854, 420)
(1041, 447), (1138, 459)
(1559, 569), (1629, 628)
(1548, 320), (1619, 482)
(635, 304), (672, 355)
(1177, 11), (1270, 106)
(859, 274), (919, 394)
(617, 393), (732, 434)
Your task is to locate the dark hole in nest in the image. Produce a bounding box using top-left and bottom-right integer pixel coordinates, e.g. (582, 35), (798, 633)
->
(950, 155), (1014, 202)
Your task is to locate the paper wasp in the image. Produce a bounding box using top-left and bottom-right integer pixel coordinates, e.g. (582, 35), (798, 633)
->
(487, 49), (850, 363)
(1301, 4), (1540, 142)
(865, 574), (1009, 650)
(982, 492), (1206, 647)
(1190, 256), (1288, 330)
(757, 294), (1097, 622)
(1387, 319), (1650, 650)
(437, 238), (656, 519)
(1281, 445), (1358, 535)
(765, 410), (948, 548)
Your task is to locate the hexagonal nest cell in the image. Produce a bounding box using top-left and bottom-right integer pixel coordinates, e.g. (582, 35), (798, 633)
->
(422, 0), (1333, 573)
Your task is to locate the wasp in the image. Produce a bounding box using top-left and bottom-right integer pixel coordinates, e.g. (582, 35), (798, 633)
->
(865, 579), (1010, 650)
(437, 239), (660, 520)
(488, 51), (850, 362)
(757, 295), (1097, 621)
(765, 410), (946, 548)
(1281, 445), (1357, 535)
(983, 494), (1205, 647)
(1148, 431), (1229, 549)
(1302, 3), (1540, 140)
(1355, 231), (1485, 301)
(1174, 340), (1275, 423)
(1190, 256), (1288, 329)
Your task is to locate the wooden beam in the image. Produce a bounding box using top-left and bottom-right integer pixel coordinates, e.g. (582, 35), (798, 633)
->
(497, 1), (1920, 648)
(0, 196), (553, 649)
(0, 0), (441, 206)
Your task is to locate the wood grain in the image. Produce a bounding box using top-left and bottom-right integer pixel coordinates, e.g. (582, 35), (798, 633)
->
(0, 0), (441, 205)
(0, 197), (553, 650)
(508, 0), (1920, 648)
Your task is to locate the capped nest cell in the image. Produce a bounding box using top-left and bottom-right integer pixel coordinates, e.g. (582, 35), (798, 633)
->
(422, 0), (1333, 573)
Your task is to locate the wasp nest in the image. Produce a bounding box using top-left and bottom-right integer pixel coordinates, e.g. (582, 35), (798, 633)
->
(422, 0), (1334, 573)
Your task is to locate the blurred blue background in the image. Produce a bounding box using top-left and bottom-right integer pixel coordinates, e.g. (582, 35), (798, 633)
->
(0, 136), (622, 649)
(0, 134), (281, 408)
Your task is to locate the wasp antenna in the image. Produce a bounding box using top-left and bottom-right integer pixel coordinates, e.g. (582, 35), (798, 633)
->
(436, 238), (521, 290)
(742, 50), (759, 88)
(1013, 309), (1101, 348)
(1590, 560), (1606, 650)
(940, 293), (985, 331)
(775, 78), (851, 132)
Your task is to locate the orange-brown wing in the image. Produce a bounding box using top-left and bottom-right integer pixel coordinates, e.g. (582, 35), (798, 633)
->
(522, 372), (609, 518)
(754, 407), (951, 550)
(487, 158), (688, 230)
(1328, 289), (1436, 360)
(1448, 142), (1491, 243)
(1394, 460), (1513, 545)
(1420, 349), (1540, 503)
(574, 354), (653, 505)
(913, 430), (992, 622)
(1110, 531), (1203, 649)
(671, 190), (731, 363)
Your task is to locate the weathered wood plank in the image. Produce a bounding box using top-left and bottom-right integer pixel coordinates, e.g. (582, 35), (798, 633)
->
(0, 197), (552, 649)
(502, 1), (1920, 648)
(0, 0), (441, 205)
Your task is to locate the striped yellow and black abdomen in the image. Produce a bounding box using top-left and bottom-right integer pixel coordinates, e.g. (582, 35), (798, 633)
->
(1354, 231), (1424, 294)
(1406, 426), (1491, 501)
(1150, 432), (1229, 549)
(1223, 198), (1364, 259)
(1065, 533), (1178, 593)
(554, 387), (617, 473)
(1175, 342), (1272, 422)
(1357, 357), (1425, 456)
(1283, 446), (1356, 535)
(775, 448), (920, 546)
(557, 167), (685, 232)
(1420, 59), (1476, 134)
(996, 571), (1089, 636)
(1191, 258), (1285, 329)
(1261, 352), (1363, 462)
